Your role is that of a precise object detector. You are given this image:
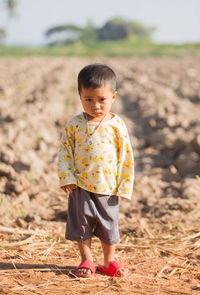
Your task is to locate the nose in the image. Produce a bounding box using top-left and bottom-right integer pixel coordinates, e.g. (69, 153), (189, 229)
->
(92, 102), (101, 110)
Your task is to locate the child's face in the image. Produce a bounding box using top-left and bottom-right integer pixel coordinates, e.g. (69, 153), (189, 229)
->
(79, 84), (116, 121)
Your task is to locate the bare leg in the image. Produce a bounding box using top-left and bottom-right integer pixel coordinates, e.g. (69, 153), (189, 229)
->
(76, 238), (93, 275)
(101, 241), (115, 267)
(101, 241), (128, 276)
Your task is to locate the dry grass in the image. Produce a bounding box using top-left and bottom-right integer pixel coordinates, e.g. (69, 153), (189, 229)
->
(0, 222), (200, 295)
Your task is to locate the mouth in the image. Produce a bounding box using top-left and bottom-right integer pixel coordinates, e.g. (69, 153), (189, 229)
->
(92, 111), (102, 115)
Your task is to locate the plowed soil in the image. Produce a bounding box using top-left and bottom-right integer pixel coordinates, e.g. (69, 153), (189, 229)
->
(0, 57), (200, 295)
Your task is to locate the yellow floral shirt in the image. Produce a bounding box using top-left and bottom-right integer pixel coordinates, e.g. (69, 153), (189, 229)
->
(58, 112), (134, 200)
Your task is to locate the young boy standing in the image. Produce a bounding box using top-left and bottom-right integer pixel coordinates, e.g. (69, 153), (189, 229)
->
(58, 63), (134, 278)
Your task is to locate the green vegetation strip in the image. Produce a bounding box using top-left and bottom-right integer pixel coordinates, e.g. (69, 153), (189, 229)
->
(0, 41), (200, 57)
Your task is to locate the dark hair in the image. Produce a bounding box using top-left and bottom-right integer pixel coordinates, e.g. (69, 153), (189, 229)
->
(78, 63), (117, 93)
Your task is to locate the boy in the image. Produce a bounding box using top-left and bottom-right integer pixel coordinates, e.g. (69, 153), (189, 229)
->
(58, 63), (134, 278)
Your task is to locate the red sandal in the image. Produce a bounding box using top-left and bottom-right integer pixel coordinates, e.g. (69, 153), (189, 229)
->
(98, 261), (129, 277)
(74, 260), (96, 278)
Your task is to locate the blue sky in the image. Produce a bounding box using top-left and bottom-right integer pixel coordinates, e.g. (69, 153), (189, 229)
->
(0, 0), (200, 46)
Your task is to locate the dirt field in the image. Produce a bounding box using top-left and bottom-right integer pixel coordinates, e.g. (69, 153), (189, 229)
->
(0, 57), (200, 294)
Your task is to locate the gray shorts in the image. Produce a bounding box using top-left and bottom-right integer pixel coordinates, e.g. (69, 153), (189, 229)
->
(66, 187), (120, 244)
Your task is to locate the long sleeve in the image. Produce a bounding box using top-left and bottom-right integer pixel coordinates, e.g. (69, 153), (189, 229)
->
(116, 124), (134, 200)
(58, 113), (134, 198)
(58, 121), (77, 187)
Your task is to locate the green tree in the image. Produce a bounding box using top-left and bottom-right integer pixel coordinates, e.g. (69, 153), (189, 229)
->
(0, 0), (17, 43)
(97, 18), (128, 41)
(45, 21), (97, 46)
(97, 18), (155, 41)
(45, 24), (83, 45)
(45, 17), (155, 46)
(79, 21), (97, 44)
(0, 28), (6, 40)
(4, 0), (17, 16)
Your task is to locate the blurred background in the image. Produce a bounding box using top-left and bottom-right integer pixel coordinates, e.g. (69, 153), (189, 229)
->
(0, 0), (200, 56)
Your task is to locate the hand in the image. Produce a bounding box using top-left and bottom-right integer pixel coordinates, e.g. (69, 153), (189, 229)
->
(61, 184), (77, 194)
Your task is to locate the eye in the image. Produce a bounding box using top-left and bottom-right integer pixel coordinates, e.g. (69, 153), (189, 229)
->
(86, 98), (92, 102)
(100, 98), (106, 101)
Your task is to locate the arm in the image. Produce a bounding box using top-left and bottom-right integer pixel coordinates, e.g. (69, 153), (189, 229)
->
(116, 125), (134, 200)
(58, 121), (77, 188)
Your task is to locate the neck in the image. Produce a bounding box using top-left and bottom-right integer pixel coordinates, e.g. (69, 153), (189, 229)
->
(85, 112), (110, 122)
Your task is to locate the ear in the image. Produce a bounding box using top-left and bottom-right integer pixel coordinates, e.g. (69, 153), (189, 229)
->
(112, 91), (117, 101)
